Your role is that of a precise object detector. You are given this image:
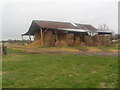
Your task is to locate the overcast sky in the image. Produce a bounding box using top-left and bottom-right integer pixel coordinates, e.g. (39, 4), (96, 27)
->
(1, 0), (119, 40)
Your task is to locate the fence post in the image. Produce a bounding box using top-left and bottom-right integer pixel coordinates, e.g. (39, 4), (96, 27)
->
(2, 44), (7, 55)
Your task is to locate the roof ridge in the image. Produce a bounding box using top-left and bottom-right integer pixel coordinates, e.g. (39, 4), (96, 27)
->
(33, 20), (72, 24)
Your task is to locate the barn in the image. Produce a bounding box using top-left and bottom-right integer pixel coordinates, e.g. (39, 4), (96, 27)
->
(22, 20), (112, 47)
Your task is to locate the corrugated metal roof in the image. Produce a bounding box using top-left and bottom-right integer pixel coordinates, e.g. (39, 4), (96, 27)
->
(35, 20), (77, 29)
(75, 23), (97, 32)
(22, 20), (97, 35)
(57, 28), (89, 32)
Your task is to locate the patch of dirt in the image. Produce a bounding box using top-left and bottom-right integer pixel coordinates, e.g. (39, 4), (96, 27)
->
(100, 83), (107, 88)
(109, 50), (120, 52)
(0, 72), (6, 75)
(51, 48), (80, 52)
(91, 71), (97, 74)
(88, 47), (102, 52)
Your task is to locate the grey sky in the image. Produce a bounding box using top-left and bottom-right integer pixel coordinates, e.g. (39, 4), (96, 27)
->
(2, 0), (119, 40)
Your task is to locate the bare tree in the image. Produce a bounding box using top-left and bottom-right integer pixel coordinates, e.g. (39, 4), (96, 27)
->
(98, 24), (112, 31)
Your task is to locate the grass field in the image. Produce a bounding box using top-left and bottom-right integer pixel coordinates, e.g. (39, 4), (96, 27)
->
(2, 48), (118, 88)
(39, 46), (119, 51)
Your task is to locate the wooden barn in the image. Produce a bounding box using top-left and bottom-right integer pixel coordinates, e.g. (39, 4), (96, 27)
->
(22, 20), (112, 47)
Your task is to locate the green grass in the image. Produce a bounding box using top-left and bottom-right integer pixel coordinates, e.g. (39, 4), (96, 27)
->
(7, 48), (26, 53)
(2, 48), (118, 88)
(93, 46), (119, 50)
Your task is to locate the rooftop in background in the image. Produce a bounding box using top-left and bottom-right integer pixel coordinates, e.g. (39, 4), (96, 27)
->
(23, 20), (97, 35)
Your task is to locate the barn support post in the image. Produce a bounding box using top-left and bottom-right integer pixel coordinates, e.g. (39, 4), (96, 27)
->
(33, 35), (35, 41)
(21, 35), (23, 44)
(40, 28), (43, 46)
(55, 30), (58, 43)
(111, 33), (112, 46)
(66, 31), (68, 46)
(79, 34), (81, 42)
(29, 33), (32, 43)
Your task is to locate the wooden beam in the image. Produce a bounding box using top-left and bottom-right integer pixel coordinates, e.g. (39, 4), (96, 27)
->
(21, 35), (23, 44)
(111, 33), (112, 46)
(40, 28), (43, 46)
(80, 34), (82, 42)
(43, 28), (48, 34)
(55, 30), (58, 42)
(66, 31), (68, 46)
(33, 35), (35, 41)
(29, 33), (31, 43)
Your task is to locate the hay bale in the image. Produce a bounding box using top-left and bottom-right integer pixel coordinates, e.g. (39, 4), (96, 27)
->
(103, 35), (111, 46)
(74, 35), (85, 46)
(34, 30), (56, 47)
(34, 31), (41, 40)
(94, 35), (101, 46)
(67, 33), (74, 46)
(43, 31), (55, 47)
(83, 35), (93, 46)
(94, 35), (111, 46)
(55, 33), (67, 47)
(74, 35), (80, 45)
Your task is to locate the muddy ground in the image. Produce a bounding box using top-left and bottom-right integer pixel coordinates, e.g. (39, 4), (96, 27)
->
(11, 46), (119, 57)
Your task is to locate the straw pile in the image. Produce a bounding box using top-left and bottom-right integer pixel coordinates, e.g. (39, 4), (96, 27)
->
(26, 40), (41, 48)
(25, 31), (42, 48)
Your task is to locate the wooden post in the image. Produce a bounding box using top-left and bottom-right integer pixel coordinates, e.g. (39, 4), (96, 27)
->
(111, 33), (112, 46)
(55, 30), (58, 42)
(33, 35), (35, 41)
(66, 31), (68, 46)
(3, 46), (7, 55)
(40, 28), (43, 46)
(21, 35), (23, 44)
(29, 33), (31, 43)
(22, 35), (23, 41)
(2, 44), (7, 55)
(55, 30), (58, 46)
(79, 34), (81, 42)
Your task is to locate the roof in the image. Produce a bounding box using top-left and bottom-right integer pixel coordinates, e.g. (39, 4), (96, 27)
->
(35, 20), (77, 29)
(22, 20), (97, 35)
(75, 23), (97, 32)
(58, 29), (90, 32)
